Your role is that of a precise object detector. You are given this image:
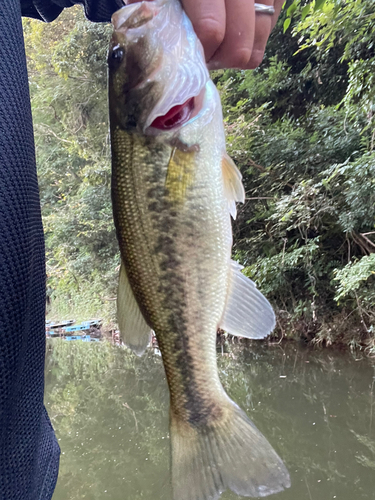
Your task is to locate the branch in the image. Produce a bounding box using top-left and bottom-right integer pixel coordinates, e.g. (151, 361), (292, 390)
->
(351, 231), (374, 255)
(246, 158), (294, 189)
(245, 196), (274, 200)
(247, 158), (266, 172)
(35, 123), (73, 144)
(360, 233), (375, 250)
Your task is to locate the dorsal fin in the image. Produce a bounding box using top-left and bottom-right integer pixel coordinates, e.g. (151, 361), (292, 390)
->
(221, 152), (245, 219)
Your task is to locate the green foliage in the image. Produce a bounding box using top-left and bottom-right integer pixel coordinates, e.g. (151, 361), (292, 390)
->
(294, 0), (375, 131)
(216, 0), (375, 345)
(23, 1), (375, 344)
(283, 0), (330, 33)
(334, 254), (375, 308)
(23, 8), (118, 323)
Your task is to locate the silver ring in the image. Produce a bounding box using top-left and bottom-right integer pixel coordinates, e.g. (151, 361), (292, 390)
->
(254, 3), (275, 15)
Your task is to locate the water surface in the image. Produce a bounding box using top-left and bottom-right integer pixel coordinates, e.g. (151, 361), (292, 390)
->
(45, 341), (375, 500)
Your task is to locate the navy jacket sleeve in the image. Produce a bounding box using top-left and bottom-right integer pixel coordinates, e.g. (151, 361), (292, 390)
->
(21, 0), (124, 22)
(0, 1), (122, 498)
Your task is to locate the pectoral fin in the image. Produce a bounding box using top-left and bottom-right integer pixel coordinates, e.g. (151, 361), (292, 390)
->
(117, 263), (152, 356)
(219, 260), (276, 339)
(165, 147), (196, 205)
(221, 152), (245, 219)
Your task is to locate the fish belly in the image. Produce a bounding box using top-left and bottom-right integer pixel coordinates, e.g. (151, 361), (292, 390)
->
(111, 126), (231, 422)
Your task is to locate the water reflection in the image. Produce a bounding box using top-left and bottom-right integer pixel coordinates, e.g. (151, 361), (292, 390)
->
(45, 341), (375, 500)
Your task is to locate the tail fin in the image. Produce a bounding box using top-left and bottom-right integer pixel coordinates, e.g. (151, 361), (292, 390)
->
(170, 401), (290, 500)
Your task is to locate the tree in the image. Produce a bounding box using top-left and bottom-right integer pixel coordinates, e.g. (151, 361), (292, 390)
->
(23, 0), (375, 345)
(215, 0), (375, 344)
(24, 9), (118, 322)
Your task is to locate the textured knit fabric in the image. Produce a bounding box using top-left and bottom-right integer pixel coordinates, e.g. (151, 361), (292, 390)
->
(0, 0), (120, 499)
(21, 0), (124, 22)
(0, 2), (60, 499)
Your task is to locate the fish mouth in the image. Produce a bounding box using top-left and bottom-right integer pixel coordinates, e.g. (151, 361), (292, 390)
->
(148, 87), (206, 132)
(150, 97), (195, 130)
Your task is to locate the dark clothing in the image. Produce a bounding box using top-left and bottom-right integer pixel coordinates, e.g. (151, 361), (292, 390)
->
(21, 0), (124, 22)
(0, 1), (121, 498)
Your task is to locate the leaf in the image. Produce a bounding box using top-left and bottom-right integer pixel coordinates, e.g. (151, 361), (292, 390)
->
(283, 17), (291, 33)
(286, 1), (298, 17)
(314, 0), (326, 12)
(301, 4), (311, 21)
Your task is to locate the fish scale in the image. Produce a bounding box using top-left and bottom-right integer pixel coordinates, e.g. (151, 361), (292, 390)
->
(111, 122), (231, 420)
(108, 1), (290, 499)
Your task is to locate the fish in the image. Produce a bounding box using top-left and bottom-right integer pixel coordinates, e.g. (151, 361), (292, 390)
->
(108, 1), (290, 499)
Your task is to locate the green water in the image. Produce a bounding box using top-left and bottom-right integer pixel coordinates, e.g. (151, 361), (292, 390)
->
(45, 340), (375, 500)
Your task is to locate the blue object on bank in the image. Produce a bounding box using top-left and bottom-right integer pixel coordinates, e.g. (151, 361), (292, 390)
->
(63, 324), (89, 333)
(65, 335), (91, 342)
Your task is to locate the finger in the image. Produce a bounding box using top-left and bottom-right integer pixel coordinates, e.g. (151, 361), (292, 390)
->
(245, 0), (274, 69)
(246, 0), (284, 69)
(271, 0), (284, 30)
(207, 0), (255, 70)
(181, 0), (226, 62)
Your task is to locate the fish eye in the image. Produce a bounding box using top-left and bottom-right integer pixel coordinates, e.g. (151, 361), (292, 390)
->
(111, 46), (124, 62)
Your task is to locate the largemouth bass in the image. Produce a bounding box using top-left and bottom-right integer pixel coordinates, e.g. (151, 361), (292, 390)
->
(108, 1), (290, 498)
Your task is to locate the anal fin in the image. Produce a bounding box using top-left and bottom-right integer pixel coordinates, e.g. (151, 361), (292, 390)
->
(117, 262), (152, 356)
(219, 260), (276, 339)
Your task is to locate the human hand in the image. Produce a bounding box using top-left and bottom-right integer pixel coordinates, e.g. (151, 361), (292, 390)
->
(181, 0), (283, 69)
(125, 0), (283, 70)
